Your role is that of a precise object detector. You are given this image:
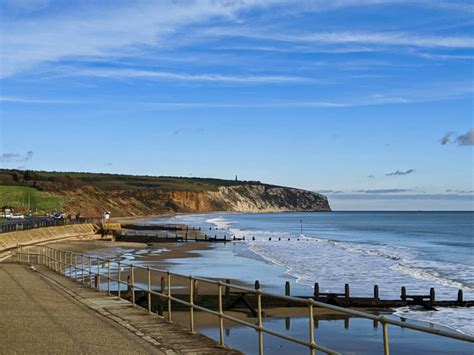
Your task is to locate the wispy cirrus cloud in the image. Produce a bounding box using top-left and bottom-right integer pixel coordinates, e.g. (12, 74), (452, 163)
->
(1, 0), (472, 79)
(205, 27), (474, 50)
(67, 68), (312, 84)
(144, 83), (473, 109)
(0, 96), (78, 104)
(386, 169), (415, 176)
(0, 0), (266, 78)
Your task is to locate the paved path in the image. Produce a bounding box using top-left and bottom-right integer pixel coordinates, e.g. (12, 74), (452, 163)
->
(0, 263), (240, 354)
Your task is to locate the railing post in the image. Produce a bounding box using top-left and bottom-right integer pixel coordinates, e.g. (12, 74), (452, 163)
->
(117, 261), (121, 299)
(167, 272), (172, 322)
(88, 256), (92, 287)
(97, 257), (101, 291)
(308, 300), (315, 355)
(218, 282), (225, 348)
(381, 317), (390, 355)
(147, 267), (151, 313)
(257, 288), (264, 355)
(74, 254), (78, 281)
(107, 259), (111, 295)
(131, 265), (135, 306)
(82, 254), (85, 284)
(59, 250), (62, 274)
(189, 277), (195, 333)
(159, 276), (165, 316)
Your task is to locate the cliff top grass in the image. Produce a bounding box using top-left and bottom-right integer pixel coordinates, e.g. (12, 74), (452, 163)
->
(0, 169), (272, 193)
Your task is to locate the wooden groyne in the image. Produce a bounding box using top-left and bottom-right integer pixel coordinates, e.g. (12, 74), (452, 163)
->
(112, 225), (242, 243)
(122, 280), (472, 313)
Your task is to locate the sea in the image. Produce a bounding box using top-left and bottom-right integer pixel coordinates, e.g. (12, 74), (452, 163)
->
(151, 211), (473, 337)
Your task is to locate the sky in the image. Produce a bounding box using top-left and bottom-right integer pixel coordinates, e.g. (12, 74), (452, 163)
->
(0, 0), (473, 210)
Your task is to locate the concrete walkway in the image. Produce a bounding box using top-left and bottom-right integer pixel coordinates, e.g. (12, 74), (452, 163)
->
(0, 263), (240, 354)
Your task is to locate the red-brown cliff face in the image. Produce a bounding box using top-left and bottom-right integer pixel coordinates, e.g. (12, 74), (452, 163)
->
(53, 185), (330, 217)
(0, 170), (331, 217)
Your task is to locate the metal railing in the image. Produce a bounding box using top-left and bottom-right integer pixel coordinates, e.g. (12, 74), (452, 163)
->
(15, 245), (474, 355)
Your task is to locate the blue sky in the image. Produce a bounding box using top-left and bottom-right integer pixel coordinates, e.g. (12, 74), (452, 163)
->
(0, 0), (473, 210)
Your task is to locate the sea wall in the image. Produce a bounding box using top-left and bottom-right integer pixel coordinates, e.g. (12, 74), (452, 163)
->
(0, 224), (98, 252)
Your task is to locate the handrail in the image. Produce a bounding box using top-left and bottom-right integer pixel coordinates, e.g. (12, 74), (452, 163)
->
(15, 245), (474, 355)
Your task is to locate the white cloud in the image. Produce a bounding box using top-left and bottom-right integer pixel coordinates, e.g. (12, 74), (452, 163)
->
(144, 82), (473, 109)
(2, 0), (473, 78)
(0, 96), (78, 104)
(206, 28), (474, 49)
(0, 0), (266, 78)
(70, 68), (311, 84)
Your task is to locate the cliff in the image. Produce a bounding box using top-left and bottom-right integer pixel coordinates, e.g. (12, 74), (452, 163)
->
(0, 169), (331, 216)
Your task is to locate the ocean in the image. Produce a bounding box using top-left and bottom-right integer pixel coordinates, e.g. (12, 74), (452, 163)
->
(154, 211), (474, 336)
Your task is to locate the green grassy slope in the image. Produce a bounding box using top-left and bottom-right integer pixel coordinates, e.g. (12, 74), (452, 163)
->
(0, 169), (268, 192)
(0, 185), (63, 212)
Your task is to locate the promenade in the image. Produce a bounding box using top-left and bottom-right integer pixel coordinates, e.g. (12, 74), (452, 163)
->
(0, 263), (240, 354)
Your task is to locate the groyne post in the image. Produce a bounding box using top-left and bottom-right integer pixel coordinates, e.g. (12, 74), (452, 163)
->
(430, 288), (435, 306)
(345, 284), (350, 304)
(401, 287), (407, 302)
(458, 290), (463, 303)
(314, 283), (320, 299)
(374, 285), (379, 301)
(285, 281), (291, 296)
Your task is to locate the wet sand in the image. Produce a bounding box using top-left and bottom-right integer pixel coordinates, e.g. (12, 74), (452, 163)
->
(50, 238), (252, 294)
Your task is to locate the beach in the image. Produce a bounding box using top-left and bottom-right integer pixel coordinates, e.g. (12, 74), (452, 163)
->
(47, 211), (474, 355)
